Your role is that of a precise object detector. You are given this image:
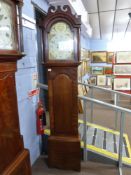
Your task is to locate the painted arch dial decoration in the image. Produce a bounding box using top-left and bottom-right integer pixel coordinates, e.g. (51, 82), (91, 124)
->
(0, 0), (16, 50)
(48, 22), (74, 60)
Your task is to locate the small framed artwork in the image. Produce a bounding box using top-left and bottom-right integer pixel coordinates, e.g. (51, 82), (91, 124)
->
(107, 52), (115, 64)
(85, 50), (91, 58)
(91, 51), (107, 63)
(89, 76), (97, 85)
(97, 75), (106, 86)
(113, 64), (131, 75)
(114, 78), (130, 90)
(81, 48), (86, 60)
(104, 67), (113, 74)
(91, 66), (104, 75)
(106, 76), (112, 86)
(116, 51), (131, 63)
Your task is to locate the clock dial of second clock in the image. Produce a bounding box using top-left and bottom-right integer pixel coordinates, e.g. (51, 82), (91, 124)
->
(48, 22), (74, 60)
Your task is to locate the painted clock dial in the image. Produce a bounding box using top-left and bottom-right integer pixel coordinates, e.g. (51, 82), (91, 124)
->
(48, 22), (74, 60)
(0, 1), (16, 50)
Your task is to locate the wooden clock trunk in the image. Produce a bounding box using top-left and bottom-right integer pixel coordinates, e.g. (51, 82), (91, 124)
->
(47, 65), (81, 170)
(0, 59), (31, 175)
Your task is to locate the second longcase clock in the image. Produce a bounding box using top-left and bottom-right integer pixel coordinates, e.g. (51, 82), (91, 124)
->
(42, 5), (81, 170)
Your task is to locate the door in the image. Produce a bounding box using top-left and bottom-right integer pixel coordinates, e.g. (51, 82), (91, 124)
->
(35, 9), (48, 110)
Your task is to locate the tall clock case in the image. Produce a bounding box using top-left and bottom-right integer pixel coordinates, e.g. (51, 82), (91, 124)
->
(42, 6), (81, 170)
(0, 0), (31, 174)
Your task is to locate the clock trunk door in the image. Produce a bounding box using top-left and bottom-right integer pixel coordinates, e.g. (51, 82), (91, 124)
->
(48, 67), (78, 136)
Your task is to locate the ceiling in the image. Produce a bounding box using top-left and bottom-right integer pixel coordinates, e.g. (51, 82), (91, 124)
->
(82, 0), (131, 40)
(46, 0), (131, 40)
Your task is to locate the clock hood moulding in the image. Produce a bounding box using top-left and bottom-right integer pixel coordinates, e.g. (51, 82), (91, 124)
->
(42, 5), (81, 29)
(0, 52), (25, 62)
(15, 0), (23, 4)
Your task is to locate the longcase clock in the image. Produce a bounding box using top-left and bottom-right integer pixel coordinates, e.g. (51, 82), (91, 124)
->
(42, 5), (81, 171)
(0, 0), (31, 174)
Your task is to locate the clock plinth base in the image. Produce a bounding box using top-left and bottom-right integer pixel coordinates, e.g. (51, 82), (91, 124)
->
(48, 136), (81, 171)
(2, 149), (31, 175)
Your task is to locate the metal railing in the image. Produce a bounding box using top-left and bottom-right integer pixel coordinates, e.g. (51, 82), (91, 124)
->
(78, 81), (131, 129)
(37, 82), (48, 90)
(37, 82), (131, 175)
(78, 95), (131, 175)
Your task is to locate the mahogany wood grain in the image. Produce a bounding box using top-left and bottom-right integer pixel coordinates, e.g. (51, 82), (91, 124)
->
(47, 67), (79, 136)
(0, 60), (31, 174)
(48, 136), (81, 171)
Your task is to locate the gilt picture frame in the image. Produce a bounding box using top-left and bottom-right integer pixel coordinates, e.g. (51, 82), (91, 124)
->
(97, 75), (106, 86)
(104, 67), (113, 74)
(91, 66), (104, 75)
(91, 51), (107, 63)
(107, 52), (115, 64)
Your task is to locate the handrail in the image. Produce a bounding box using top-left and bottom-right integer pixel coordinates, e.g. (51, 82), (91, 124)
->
(37, 82), (131, 114)
(78, 81), (131, 98)
(78, 94), (128, 175)
(38, 81), (131, 98)
(37, 82), (48, 90)
(78, 95), (131, 114)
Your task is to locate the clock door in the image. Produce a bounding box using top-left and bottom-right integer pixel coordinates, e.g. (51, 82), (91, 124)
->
(48, 67), (78, 136)
(48, 22), (74, 61)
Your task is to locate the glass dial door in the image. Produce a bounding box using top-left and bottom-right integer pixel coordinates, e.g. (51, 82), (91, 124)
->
(0, 1), (16, 50)
(48, 22), (74, 60)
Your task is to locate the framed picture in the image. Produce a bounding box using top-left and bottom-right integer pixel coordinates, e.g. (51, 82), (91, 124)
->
(81, 48), (90, 60)
(104, 67), (113, 74)
(91, 51), (107, 63)
(91, 66), (104, 75)
(114, 78), (130, 90)
(85, 50), (91, 58)
(116, 51), (131, 63)
(89, 76), (97, 85)
(106, 76), (112, 86)
(97, 75), (106, 86)
(107, 52), (115, 64)
(81, 48), (85, 60)
(113, 64), (131, 75)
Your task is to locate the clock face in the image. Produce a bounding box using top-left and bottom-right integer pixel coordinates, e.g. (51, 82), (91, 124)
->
(0, 1), (16, 50)
(48, 22), (74, 60)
